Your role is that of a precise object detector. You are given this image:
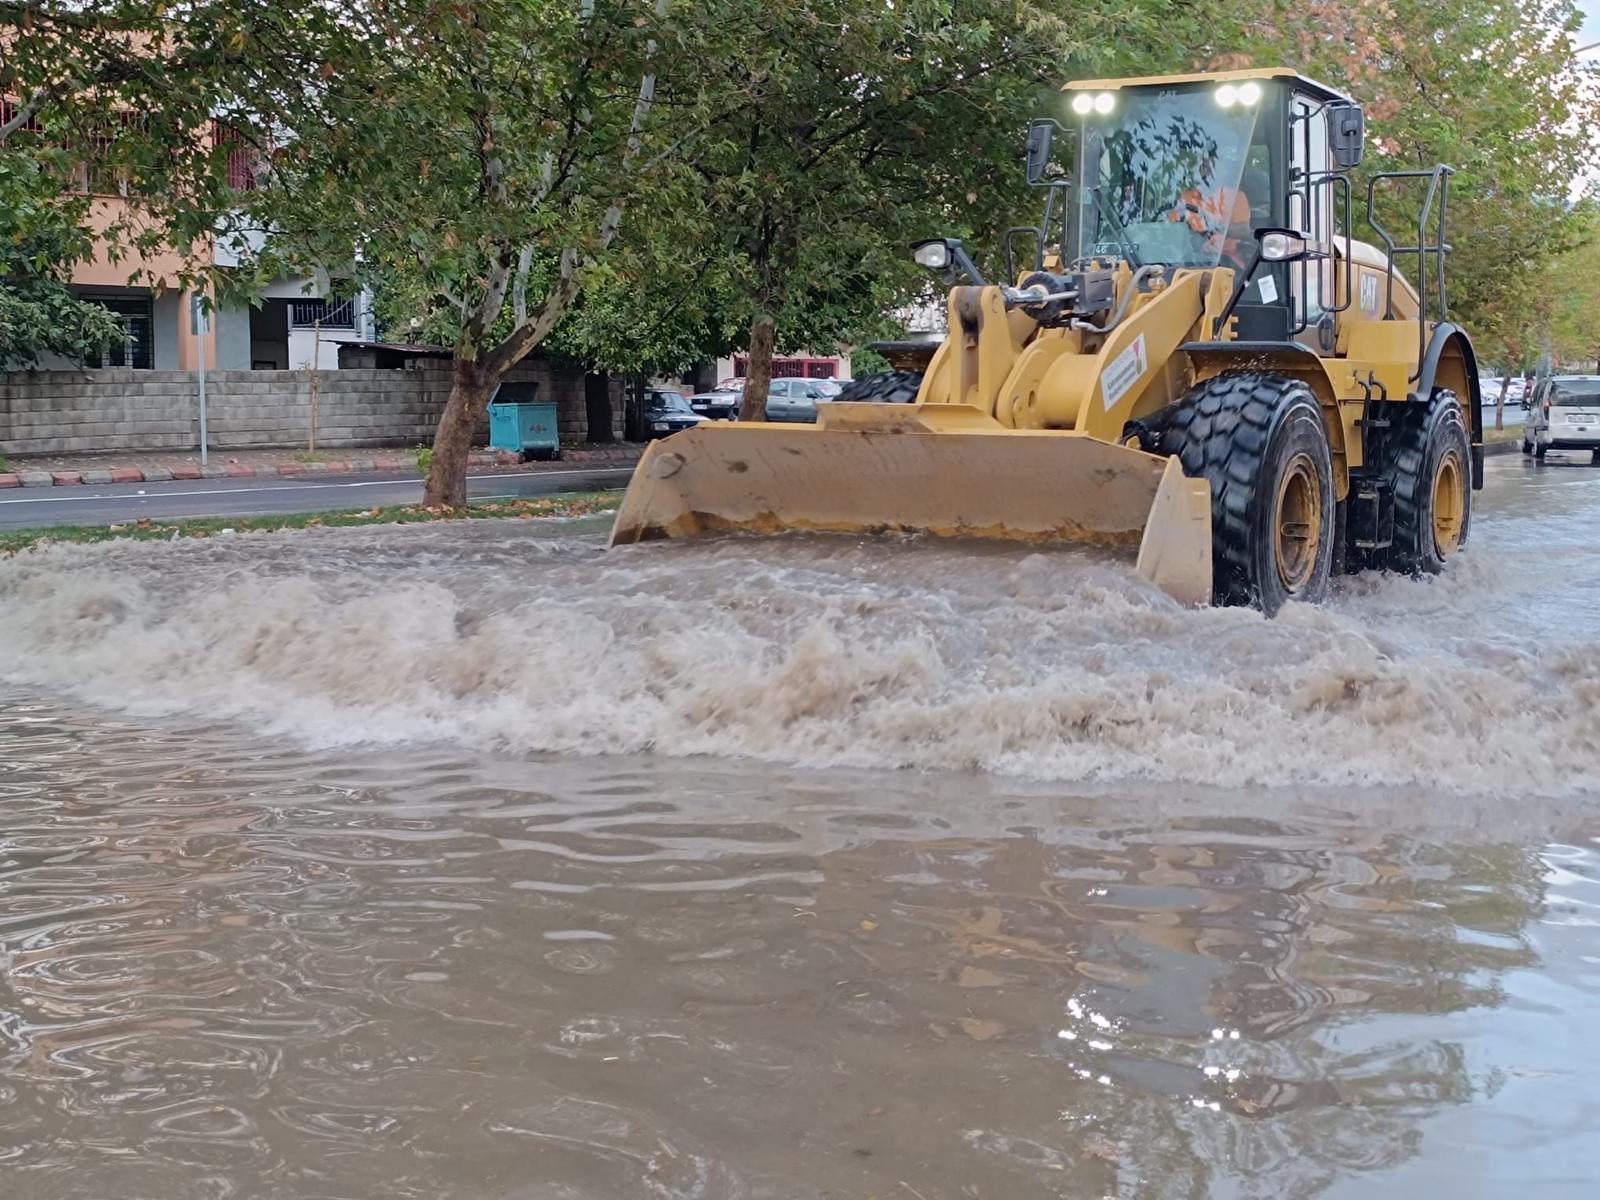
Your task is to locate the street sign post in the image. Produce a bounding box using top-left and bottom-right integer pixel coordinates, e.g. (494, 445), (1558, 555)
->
(191, 294), (210, 466)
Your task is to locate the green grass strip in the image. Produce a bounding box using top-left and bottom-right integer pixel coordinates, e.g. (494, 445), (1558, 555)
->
(0, 491), (621, 556)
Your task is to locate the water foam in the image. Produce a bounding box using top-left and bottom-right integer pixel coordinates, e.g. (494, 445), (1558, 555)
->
(1, 497), (1596, 795)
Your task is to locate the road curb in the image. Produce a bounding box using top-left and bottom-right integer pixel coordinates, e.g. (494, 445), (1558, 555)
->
(0, 447), (642, 489)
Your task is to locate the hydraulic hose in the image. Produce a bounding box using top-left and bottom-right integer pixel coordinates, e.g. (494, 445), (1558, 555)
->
(1072, 264), (1162, 335)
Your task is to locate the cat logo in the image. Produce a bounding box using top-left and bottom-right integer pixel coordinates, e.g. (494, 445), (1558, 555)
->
(1359, 274), (1381, 316)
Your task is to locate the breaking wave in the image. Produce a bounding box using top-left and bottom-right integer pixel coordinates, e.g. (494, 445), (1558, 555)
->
(2, 489), (1597, 796)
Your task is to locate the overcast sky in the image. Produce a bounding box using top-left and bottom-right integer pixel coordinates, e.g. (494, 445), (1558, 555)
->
(1581, 0), (1600, 54)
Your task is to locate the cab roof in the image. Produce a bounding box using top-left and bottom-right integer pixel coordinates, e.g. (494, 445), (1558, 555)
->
(1064, 68), (1354, 107)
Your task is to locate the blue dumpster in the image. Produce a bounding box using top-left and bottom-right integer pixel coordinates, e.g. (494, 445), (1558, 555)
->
(487, 383), (561, 461)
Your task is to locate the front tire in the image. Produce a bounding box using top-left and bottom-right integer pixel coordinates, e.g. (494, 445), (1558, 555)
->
(1161, 373), (1335, 615)
(1536, 442), (1547, 460)
(1387, 389), (1471, 575)
(1522, 438), (1533, 455)
(834, 370), (923, 404)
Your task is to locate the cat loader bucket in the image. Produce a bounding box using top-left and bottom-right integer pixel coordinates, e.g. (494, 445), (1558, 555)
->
(608, 403), (1214, 606)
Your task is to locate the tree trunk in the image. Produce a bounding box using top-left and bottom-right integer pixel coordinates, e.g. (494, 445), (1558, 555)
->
(424, 357), (493, 509)
(739, 310), (776, 422)
(1495, 374), (1509, 431)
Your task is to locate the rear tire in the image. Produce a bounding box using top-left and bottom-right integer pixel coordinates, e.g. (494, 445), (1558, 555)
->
(835, 370), (923, 404)
(1161, 372), (1335, 615)
(1387, 389), (1471, 575)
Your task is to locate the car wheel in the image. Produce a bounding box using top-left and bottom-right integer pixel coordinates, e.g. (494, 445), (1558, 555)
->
(1521, 439), (1532, 455)
(1536, 442), (1547, 460)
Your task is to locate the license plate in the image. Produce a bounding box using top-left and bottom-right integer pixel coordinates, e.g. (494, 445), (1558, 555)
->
(1568, 413), (1597, 423)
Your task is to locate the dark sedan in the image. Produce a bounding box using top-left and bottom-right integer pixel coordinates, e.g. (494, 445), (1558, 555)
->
(646, 389), (709, 438)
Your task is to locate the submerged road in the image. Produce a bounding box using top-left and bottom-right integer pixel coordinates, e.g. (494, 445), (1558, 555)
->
(0, 466), (635, 529)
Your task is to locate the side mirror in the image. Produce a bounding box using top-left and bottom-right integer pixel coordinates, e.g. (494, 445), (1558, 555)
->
(1329, 103), (1365, 169)
(1025, 120), (1055, 185)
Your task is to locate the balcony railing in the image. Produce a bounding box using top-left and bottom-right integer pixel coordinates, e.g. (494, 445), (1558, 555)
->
(289, 298), (357, 329)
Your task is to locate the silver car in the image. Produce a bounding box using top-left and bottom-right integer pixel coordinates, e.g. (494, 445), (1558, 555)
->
(1525, 375), (1600, 462)
(763, 377), (844, 423)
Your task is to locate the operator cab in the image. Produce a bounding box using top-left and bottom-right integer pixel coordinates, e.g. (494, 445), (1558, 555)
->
(1062, 69), (1364, 347)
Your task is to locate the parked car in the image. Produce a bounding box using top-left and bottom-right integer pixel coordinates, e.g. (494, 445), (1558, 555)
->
(765, 377), (845, 423)
(646, 389), (708, 438)
(688, 380), (743, 419)
(1524, 375), (1600, 462)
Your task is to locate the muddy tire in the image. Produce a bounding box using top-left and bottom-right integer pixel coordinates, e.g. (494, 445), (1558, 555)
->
(835, 371), (923, 404)
(1161, 372), (1335, 615)
(1387, 389), (1471, 575)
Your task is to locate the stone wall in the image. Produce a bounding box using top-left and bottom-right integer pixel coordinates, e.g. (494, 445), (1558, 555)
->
(0, 361), (623, 457)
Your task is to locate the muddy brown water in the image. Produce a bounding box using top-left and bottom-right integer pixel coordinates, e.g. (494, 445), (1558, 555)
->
(2, 456), (1598, 1198)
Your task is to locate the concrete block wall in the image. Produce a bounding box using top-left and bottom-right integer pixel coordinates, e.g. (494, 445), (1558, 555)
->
(0, 362), (625, 457)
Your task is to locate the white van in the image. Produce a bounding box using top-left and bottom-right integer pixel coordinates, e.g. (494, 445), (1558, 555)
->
(1524, 376), (1600, 462)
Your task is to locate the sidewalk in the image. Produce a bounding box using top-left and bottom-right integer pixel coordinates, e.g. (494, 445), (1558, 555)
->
(0, 443), (643, 488)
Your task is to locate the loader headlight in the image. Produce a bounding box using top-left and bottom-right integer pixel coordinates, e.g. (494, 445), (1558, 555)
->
(1260, 230), (1310, 261)
(1069, 91), (1114, 116)
(1216, 80), (1263, 108)
(912, 239), (951, 270)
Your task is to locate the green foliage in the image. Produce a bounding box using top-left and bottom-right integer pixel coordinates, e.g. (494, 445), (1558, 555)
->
(1181, 0), (1600, 367)
(848, 346), (892, 379)
(1549, 202), (1600, 369)
(413, 445), (434, 478)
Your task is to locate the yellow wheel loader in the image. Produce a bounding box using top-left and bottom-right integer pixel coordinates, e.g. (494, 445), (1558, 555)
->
(610, 68), (1482, 614)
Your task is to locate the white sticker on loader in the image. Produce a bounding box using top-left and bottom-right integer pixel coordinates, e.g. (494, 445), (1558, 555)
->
(1102, 333), (1150, 410)
(1257, 274), (1278, 303)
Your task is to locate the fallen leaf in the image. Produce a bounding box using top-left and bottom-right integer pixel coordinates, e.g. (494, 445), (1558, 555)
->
(859, 919), (878, 932)
(135, 518), (152, 530)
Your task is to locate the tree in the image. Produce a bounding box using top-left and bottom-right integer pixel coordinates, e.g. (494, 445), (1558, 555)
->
(1549, 202), (1600, 371)
(688, 0), (1082, 420)
(226, 0), (708, 507)
(1193, 0), (1600, 371)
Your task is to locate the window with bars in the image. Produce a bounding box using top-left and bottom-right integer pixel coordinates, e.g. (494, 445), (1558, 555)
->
(213, 121), (260, 192)
(82, 296), (154, 369)
(289, 298), (356, 329)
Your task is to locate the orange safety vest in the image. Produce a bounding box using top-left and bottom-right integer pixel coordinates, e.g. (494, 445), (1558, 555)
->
(1172, 185), (1251, 264)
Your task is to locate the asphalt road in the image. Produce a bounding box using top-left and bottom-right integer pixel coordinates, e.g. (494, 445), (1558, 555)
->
(0, 466), (636, 530)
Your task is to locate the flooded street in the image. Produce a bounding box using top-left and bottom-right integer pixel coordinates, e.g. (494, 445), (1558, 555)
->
(3, 456), (1599, 1197)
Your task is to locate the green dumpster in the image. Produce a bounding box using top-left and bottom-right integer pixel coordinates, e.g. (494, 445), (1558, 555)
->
(487, 383), (562, 461)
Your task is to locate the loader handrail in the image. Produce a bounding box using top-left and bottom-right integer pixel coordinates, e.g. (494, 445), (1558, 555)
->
(1364, 165), (1455, 383)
